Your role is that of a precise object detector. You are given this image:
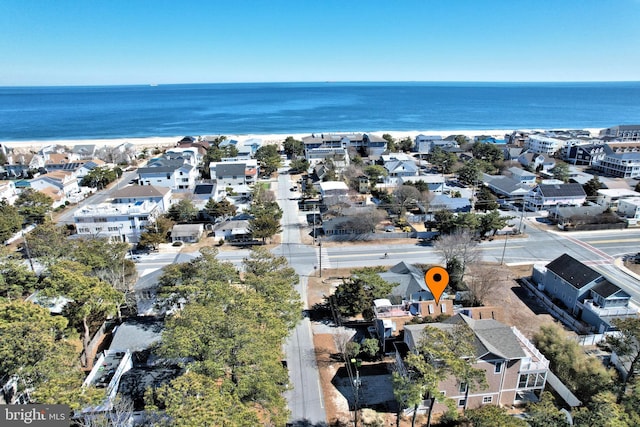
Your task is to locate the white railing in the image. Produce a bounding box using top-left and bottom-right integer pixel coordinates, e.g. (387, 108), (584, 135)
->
(512, 326), (549, 370)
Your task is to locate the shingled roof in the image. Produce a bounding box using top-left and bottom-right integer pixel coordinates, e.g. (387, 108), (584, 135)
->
(545, 253), (601, 289)
(538, 183), (586, 198)
(591, 280), (629, 299)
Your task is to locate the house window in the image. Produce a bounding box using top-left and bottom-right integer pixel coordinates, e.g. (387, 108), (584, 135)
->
(458, 399), (466, 407)
(494, 362), (502, 373)
(428, 304), (434, 314)
(441, 303), (447, 313)
(459, 382), (467, 393)
(483, 396), (493, 404)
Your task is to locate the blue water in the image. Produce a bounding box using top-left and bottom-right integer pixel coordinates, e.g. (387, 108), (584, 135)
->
(0, 82), (639, 141)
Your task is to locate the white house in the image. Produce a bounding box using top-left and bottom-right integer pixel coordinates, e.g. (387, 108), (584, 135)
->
(0, 180), (18, 205)
(400, 175), (445, 194)
(596, 189), (640, 211)
(618, 197), (640, 226)
(524, 183), (587, 212)
(111, 185), (172, 213)
(525, 134), (564, 154)
(73, 200), (161, 243)
(137, 158), (198, 190)
(29, 170), (79, 198)
(209, 160), (258, 196)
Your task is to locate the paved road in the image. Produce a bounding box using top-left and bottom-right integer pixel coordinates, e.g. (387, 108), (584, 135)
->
(276, 171), (327, 425)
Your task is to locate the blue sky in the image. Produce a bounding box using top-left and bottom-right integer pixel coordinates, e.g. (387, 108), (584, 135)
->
(1, 0), (639, 85)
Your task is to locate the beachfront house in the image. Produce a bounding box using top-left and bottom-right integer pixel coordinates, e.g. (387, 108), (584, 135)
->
(600, 125), (640, 141)
(413, 134), (444, 154)
(396, 314), (549, 415)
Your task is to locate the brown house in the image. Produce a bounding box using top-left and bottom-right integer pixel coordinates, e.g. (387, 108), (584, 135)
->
(397, 314), (548, 415)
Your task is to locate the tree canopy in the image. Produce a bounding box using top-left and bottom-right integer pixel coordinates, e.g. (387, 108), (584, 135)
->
(333, 267), (394, 320)
(0, 200), (23, 243)
(15, 188), (53, 224)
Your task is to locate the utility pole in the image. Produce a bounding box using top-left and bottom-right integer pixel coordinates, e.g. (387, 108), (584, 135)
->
(500, 232), (509, 265)
(22, 231), (35, 273)
(319, 238), (322, 278)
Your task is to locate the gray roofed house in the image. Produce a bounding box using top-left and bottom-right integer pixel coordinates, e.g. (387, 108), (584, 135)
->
(399, 313), (548, 415)
(596, 145), (640, 178)
(545, 253), (601, 290)
(170, 224), (204, 243)
(110, 318), (164, 353)
(532, 253), (637, 330)
(483, 174), (531, 198)
(379, 262), (434, 301)
(112, 185), (171, 212)
(524, 183), (587, 211)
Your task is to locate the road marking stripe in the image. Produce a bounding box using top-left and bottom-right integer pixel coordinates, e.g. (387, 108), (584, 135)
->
(328, 246), (525, 259)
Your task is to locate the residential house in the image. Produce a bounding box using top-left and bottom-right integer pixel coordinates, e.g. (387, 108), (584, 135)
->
(137, 158), (198, 190)
(525, 134), (565, 154)
(562, 143), (606, 166)
(600, 125), (640, 141)
(74, 200), (161, 243)
(482, 174), (532, 199)
(170, 224), (204, 243)
(524, 183), (586, 212)
(518, 150), (555, 172)
(71, 144), (98, 160)
(212, 215), (252, 242)
(209, 160), (258, 197)
(29, 170), (79, 199)
(0, 180), (18, 204)
(381, 153), (419, 187)
(164, 147), (202, 167)
(618, 197), (640, 226)
(428, 194), (472, 212)
(319, 181), (349, 199)
(111, 185), (172, 213)
(302, 133), (387, 158)
(595, 145), (640, 178)
(75, 159), (107, 179)
(550, 205), (614, 230)
(505, 167), (537, 187)
(398, 314), (549, 414)
(532, 254), (637, 331)
(401, 175), (445, 194)
(321, 206), (378, 237)
(595, 188), (640, 211)
(413, 135), (443, 154)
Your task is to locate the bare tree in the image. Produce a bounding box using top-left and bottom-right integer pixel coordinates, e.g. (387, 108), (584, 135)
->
(76, 396), (134, 427)
(465, 263), (502, 306)
(334, 328), (357, 361)
(433, 230), (480, 278)
(392, 185), (421, 217)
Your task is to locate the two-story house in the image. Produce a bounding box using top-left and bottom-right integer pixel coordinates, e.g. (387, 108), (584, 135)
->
(505, 167), (537, 187)
(398, 314), (549, 414)
(618, 197), (640, 226)
(209, 160), (258, 197)
(0, 180), (18, 205)
(524, 183), (586, 211)
(111, 185), (172, 213)
(137, 158), (197, 190)
(29, 170), (79, 198)
(73, 200), (161, 243)
(532, 254), (637, 332)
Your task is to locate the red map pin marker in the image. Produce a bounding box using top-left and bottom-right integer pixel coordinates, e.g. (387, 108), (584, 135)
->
(425, 266), (449, 305)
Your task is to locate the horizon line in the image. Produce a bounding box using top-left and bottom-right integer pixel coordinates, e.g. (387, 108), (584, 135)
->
(2, 80), (640, 88)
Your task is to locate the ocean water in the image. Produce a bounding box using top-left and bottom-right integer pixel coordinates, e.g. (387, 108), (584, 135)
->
(0, 82), (639, 141)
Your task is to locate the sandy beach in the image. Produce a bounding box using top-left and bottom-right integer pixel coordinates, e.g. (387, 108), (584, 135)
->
(1, 128), (604, 153)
